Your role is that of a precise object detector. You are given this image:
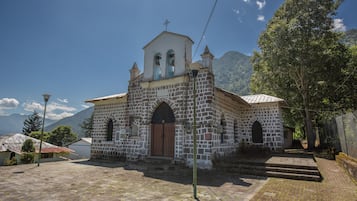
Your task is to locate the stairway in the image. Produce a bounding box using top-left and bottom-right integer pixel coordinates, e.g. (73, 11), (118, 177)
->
(216, 155), (322, 182)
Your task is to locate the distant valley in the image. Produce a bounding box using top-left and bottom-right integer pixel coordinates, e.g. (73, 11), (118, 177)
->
(0, 107), (93, 138)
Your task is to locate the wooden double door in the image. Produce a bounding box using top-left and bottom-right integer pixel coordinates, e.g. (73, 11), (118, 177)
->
(151, 102), (176, 158)
(151, 123), (175, 157)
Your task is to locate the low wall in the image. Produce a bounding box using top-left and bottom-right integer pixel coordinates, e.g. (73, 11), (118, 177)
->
(336, 152), (357, 183)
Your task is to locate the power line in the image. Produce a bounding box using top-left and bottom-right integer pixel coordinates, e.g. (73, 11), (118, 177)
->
(193, 0), (218, 58)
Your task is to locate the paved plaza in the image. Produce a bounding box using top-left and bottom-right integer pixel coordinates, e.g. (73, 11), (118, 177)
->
(0, 156), (356, 201)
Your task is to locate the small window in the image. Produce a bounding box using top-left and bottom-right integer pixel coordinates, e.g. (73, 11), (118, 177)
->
(166, 50), (175, 78)
(252, 121), (263, 143)
(106, 119), (114, 141)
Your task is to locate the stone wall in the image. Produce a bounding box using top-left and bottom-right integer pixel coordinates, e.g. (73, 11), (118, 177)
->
(128, 74), (191, 161)
(90, 101), (127, 160)
(240, 102), (284, 151)
(184, 70), (215, 169)
(212, 90), (248, 158)
(336, 152), (357, 183)
(90, 68), (284, 168)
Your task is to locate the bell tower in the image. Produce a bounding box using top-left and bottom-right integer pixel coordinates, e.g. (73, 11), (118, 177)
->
(142, 31), (194, 81)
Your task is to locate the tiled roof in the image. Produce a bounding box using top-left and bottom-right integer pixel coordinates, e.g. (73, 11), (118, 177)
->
(81, 138), (92, 144)
(0, 133), (72, 154)
(240, 94), (285, 104)
(85, 93), (127, 103)
(215, 87), (250, 107)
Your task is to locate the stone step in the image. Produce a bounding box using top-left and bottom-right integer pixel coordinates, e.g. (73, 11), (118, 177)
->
(262, 170), (321, 182)
(226, 164), (320, 176)
(216, 161), (322, 182)
(226, 160), (319, 171)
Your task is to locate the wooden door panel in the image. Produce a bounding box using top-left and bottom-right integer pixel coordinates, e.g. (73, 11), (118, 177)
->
(151, 124), (163, 156)
(164, 123), (175, 157)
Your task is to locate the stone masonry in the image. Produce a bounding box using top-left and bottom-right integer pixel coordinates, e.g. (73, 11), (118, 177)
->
(87, 31), (285, 169)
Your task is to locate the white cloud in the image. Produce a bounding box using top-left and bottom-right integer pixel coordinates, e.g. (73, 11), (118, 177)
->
(0, 98), (19, 109)
(46, 111), (74, 121)
(47, 102), (76, 113)
(257, 15), (265, 21)
(23, 101), (77, 120)
(243, 0), (250, 3)
(23, 101), (44, 112)
(333, 18), (346, 32)
(57, 98), (69, 103)
(81, 104), (90, 109)
(232, 8), (240, 15)
(256, 0), (266, 10)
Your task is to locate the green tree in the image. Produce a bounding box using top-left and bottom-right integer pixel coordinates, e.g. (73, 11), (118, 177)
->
(21, 139), (35, 152)
(80, 114), (93, 137)
(21, 139), (35, 164)
(29, 131), (51, 141)
(48, 126), (78, 146)
(22, 111), (42, 135)
(251, 0), (349, 149)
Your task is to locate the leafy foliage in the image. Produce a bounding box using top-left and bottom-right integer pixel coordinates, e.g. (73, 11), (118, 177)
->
(251, 0), (351, 149)
(47, 126), (78, 146)
(21, 139), (35, 152)
(80, 114), (93, 137)
(21, 139), (35, 164)
(21, 153), (34, 164)
(342, 29), (357, 46)
(29, 131), (51, 141)
(22, 111), (42, 135)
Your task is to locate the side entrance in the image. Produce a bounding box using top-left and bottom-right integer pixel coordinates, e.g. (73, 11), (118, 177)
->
(151, 102), (175, 158)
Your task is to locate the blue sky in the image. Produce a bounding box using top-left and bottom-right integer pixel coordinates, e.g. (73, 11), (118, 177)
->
(0, 0), (356, 120)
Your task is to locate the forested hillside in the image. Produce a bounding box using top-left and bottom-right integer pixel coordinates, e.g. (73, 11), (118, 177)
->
(212, 51), (252, 95)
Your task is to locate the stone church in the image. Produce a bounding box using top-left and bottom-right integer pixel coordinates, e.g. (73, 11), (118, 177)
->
(86, 31), (285, 169)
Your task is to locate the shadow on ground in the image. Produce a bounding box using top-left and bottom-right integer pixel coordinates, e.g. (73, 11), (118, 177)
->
(72, 159), (267, 187)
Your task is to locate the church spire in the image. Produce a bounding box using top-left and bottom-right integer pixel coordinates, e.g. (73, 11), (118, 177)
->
(201, 45), (214, 71)
(130, 62), (140, 80)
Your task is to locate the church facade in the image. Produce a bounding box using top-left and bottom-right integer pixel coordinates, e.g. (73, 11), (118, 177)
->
(86, 31), (285, 169)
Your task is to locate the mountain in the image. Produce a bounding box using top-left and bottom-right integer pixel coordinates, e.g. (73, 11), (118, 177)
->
(212, 51), (252, 95)
(0, 114), (55, 135)
(45, 107), (94, 139)
(342, 29), (357, 46)
(1, 50), (251, 136)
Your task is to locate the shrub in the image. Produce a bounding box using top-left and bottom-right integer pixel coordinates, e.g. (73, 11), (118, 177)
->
(4, 157), (17, 166)
(21, 153), (34, 164)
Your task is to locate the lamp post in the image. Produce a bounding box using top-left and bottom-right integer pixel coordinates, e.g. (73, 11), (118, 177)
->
(191, 69), (199, 199)
(37, 94), (50, 167)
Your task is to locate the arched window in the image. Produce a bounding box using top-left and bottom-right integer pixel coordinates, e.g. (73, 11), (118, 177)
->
(252, 121), (263, 143)
(106, 119), (113, 141)
(234, 119), (238, 143)
(166, 50), (175, 78)
(153, 53), (162, 80)
(220, 115), (226, 143)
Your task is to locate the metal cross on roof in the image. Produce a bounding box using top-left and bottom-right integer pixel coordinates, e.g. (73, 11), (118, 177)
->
(163, 19), (170, 31)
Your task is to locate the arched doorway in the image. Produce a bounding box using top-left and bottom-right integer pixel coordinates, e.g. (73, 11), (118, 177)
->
(252, 121), (263, 143)
(151, 102), (175, 157)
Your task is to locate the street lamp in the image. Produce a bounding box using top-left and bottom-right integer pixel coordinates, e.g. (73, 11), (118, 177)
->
(37, 94), (50, 167)
(190, 66), (199, 199)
